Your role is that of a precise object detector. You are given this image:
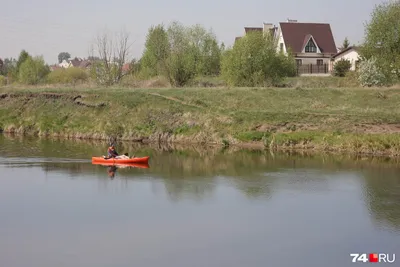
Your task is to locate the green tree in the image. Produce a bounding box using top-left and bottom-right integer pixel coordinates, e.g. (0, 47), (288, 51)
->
(16, 50), (31, 71)
(18, 56), (50, 85)
(58, 52), (71, 63)
(0, 58), (17, 82)
(140, 24), (170, 77)
(89, 28), (132, 86)
(360, 0), (400, 83)
(221, 31), (296, 86)
(334, 59), (352, 77)
(342, 37), (350, 49)
(188, 24), (221, 76)
(165, 21), (197, 87)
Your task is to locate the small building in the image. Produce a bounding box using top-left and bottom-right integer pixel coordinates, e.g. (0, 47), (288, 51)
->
(235, 19), (338, 75)
(59, 59), (71, 68)
(331, 46), (360, 71)
(50, 65), (61, 71)
(58, 57), (91, 69)
(276, 20), (337, 75)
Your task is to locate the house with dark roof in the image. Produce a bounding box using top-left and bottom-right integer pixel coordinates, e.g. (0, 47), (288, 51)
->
(69, 57), (83, 67)
(58, 57), (92, 69)
(276, 20), (337, 75)
(235, 19), (338, 75)
(331, 46), (360, 71)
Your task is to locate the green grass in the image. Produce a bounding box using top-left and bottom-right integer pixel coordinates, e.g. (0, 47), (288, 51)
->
(2, 86), (400, 156)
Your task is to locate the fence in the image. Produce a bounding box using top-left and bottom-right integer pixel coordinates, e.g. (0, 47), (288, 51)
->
(296, 64), (329, 75)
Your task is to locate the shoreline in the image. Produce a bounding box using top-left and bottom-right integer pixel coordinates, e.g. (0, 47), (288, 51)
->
(3, 130), (400, 159)
(2, 87), (400, 158)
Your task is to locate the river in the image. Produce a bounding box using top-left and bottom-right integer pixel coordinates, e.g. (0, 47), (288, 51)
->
(0, 134), (399, 267)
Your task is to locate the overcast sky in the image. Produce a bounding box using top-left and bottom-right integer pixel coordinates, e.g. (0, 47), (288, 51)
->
(0, 0), (387, 64)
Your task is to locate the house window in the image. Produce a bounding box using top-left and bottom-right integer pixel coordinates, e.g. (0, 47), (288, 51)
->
(305, 38), (317, 53)
(280, 43), (283, 52)
(296, 59), (302, 66)
(317, 59), (323, 65)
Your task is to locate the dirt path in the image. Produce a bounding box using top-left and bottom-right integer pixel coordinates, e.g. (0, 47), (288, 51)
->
(147, 92), (203, 109)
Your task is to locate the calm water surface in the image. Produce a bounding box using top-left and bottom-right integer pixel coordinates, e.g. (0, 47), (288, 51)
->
(0, 135), (399, 267)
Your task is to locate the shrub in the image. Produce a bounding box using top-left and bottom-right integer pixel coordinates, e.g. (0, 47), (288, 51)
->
(165, 21), (197, 87)
(221, 31), (296, 86)
(357, 57), (387, 87)
(360, 1), (400, 82)
(0, 75), (7, 86)
(18, 56), (50, 85)
(140, 22), (223, 83)
(47, 67), (89, 84)
(334, 59), (351, 77)
(89, 61), (121, 86)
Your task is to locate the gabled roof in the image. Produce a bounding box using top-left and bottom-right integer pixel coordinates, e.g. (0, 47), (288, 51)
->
(79, 60), (91, 68)
(70, 57), (83, 67)
(332, 45), (360, 58)
(279, 22), (337, 54)
(301, 35), (320, 53)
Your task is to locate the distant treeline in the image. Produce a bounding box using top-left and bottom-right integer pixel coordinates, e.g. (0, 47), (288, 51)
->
(1, 1), (400, 87)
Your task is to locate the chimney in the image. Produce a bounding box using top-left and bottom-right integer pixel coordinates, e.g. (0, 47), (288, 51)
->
(263, 22), (274, 33)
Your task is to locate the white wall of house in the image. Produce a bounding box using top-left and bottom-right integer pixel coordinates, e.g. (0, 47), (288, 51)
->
(333, 49), (360, 71)
(276, 27), (287, 54)
(295, 57), (331, 65)
(59, 60), (71, 68)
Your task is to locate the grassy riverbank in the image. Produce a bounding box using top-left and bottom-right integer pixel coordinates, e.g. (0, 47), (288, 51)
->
(1, 86), (400, 156)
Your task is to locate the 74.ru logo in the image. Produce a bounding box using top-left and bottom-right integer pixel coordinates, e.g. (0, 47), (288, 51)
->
(350, 253), (395, 263)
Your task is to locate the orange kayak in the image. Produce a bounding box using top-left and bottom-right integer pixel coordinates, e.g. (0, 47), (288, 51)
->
(91, 156), (150, 164)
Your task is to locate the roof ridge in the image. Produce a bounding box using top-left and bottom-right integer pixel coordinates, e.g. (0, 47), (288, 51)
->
(280, 22), (331, 25)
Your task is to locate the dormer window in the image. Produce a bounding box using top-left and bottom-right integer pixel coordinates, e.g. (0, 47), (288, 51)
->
(305, 38), (317, 53)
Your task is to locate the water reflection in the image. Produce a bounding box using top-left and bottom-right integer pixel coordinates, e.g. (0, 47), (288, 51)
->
(1, 134), (400, 267)
(107, 166), (117, 179)
(1, 134), (400, 232)
(363, 169), (400, 231)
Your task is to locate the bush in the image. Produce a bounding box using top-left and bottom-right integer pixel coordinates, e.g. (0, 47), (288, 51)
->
(140, 22), (223, 86)
(360, 1), (400, 82)
(221, 31), (296, 86)
(165, 48), (197, 87)
(47, 67), (89, 84)
(357, 57), (387, 87)
(18, 56), (50, 85)
(165, 22), (197, 87)
(89, 61), (121, 86)
(334, 59), (351, 77)
(0, 75), (7, 86)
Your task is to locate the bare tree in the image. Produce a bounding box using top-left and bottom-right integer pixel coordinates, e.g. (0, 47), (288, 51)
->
(89, 28), (132, 86)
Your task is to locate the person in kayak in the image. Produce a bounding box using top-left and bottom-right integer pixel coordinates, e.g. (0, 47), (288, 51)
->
(107, 144), (130, 159)
(107, 145), (119, 158)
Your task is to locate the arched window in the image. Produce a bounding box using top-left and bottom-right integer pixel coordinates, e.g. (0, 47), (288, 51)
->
(305, 38), (317, 53)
